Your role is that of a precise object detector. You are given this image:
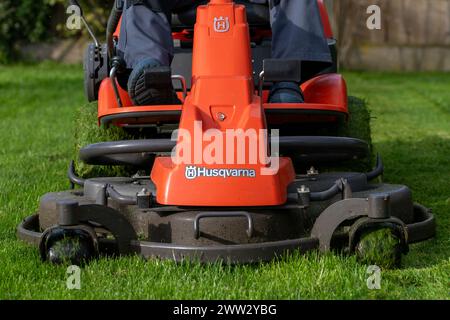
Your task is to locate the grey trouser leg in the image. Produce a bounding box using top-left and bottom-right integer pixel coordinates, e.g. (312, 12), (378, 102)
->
(118, 0), (332, 74)
(118, 0), (197, 68)
(269, 0), (332, 79)
(270, 0), (331, 62)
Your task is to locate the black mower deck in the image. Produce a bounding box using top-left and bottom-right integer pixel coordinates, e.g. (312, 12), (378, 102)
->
(18, 163), (435, 264)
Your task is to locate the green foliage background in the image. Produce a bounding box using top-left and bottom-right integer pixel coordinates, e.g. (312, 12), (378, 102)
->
(0, 0), (112, 63)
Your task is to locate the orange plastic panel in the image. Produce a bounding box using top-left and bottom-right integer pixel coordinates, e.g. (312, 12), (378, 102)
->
(151, 1), (295, 206)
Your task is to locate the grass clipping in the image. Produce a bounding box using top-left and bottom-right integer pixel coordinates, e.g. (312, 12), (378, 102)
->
(328, 96), (374, 171)
(343, 96), (373, 169)
(73, 102), (136, 178)
(340, 96), (372, 146)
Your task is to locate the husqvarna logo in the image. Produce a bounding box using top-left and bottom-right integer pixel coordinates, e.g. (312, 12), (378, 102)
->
(185, 166), (197, 180)
(185, 166), (256, 180)
(214, 16), (230, 33)
(172, 122), (281, 176)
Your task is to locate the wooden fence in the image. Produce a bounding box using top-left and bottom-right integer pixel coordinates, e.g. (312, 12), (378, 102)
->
(20, 0), (450, 71)
(329, 0), (450, 71)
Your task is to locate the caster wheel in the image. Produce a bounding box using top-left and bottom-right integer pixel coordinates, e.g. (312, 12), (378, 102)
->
(44, 228), (96, 265)
(355, 228), (403, 269)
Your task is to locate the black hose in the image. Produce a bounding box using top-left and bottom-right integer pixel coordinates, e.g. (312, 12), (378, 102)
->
(106, 0), (123, 57)
(79, 136), (368, 167)
(68, 160), (85, 187)
(106, 185), (136, 205)
(365, 154), (384, 181)
(309, 182), (341, 201)
(279, 136), (369, 157)
(79, 139), (175, 165)
(288, 180), (343, 204)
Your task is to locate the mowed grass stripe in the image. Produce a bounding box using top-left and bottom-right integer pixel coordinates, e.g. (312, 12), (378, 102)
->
(0, 64), (448, 299)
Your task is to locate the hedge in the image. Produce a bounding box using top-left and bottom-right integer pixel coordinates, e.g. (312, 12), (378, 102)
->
(0, 0), (111, 63)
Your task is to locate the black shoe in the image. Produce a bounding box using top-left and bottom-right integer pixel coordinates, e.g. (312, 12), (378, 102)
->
(128, 58), (181, 106)
(268, 82), (304, 104)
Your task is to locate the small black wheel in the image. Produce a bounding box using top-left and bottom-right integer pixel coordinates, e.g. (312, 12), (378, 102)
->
(44, 228), (96, 265)
(354, 228), (403, 269)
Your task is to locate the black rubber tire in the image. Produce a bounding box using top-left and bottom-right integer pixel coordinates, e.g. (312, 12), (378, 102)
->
(45, 230), (96, 265)
(355, 228), (403, 269)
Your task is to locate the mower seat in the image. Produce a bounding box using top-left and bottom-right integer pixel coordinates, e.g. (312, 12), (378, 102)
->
(171, 0), (270, 30)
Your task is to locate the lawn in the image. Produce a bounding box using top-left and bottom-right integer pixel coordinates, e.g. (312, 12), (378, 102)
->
(0, 63), (448, 299)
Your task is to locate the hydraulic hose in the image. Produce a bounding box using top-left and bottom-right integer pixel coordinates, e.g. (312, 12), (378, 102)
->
(68, 160), (85, 187)
(365, 154), (384, 181)
(309, 183), (341, 201)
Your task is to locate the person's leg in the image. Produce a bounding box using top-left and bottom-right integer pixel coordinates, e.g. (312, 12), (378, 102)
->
(270, 0), (332, 73)
(268, 0), (332, 103)
(118, 0), (198, 68)
(117, 0), (199, 105)
(118, 1), (173, 69)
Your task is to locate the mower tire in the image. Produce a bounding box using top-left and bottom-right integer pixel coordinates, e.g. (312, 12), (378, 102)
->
(44, 228), (96, 265)
(354, 228), (403, 269)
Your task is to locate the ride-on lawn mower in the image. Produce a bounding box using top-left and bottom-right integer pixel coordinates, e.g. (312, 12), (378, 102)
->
(18, 0), (435, 268)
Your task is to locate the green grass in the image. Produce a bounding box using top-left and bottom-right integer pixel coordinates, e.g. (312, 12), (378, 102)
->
(0, 62), (449, 299)
(73, 102), (136, 178)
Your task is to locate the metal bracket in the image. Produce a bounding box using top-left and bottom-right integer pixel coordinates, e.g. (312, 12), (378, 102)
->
(172, 75), (187, 101)
(51, 202), (137, 254)
(311, 198), (369, 252)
